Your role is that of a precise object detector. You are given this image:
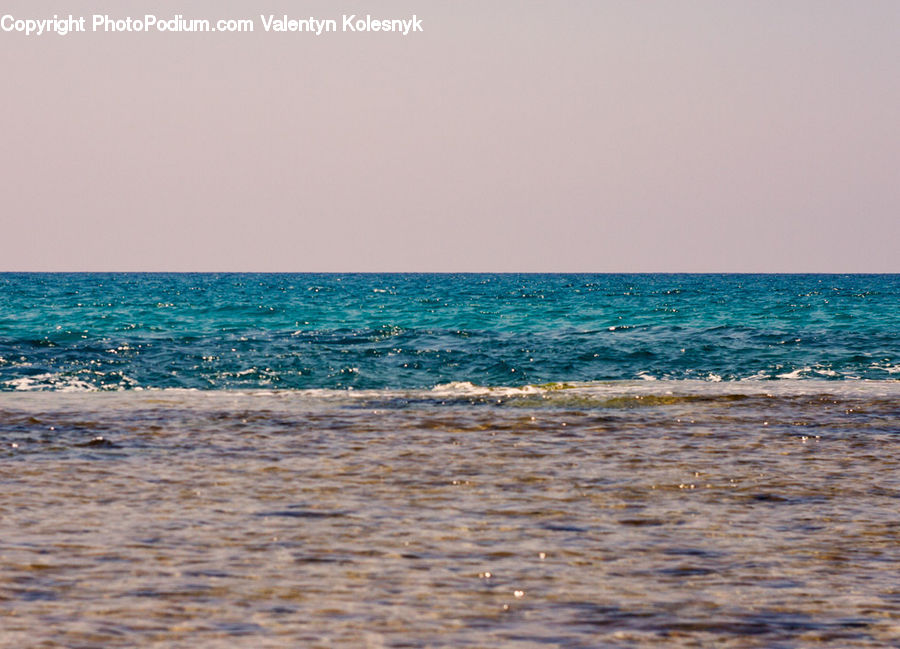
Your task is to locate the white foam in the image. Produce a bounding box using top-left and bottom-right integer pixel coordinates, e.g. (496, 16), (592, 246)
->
(777, 367), (809, 380)
(2, 379), (898, 415)
(429, 381), (544, 397)
(4, 373), (97, 392)
(870, 362), (900, 374)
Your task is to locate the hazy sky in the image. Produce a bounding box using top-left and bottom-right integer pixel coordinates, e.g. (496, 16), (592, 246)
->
(2, 0), (898, 271)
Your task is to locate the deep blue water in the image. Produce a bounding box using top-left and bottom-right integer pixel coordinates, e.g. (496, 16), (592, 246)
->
(0, 273), (897, 390)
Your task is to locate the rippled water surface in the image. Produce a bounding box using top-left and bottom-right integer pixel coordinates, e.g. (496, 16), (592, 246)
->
(2, 273), (898, 389)
(3, 382), (899, 648)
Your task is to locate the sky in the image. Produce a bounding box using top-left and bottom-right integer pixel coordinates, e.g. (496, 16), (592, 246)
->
(1, 0), (898, 272)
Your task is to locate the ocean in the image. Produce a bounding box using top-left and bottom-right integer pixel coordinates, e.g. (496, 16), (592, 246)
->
(2, 273), (899, 647)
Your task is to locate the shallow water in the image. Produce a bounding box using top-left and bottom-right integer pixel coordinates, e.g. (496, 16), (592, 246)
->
(2, 382), (899, 647)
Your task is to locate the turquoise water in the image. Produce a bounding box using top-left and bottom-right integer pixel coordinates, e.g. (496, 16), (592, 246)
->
(1, 273), (898, 390)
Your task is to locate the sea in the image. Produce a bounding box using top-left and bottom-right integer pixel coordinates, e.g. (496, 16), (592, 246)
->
(1, 273), (898, 648)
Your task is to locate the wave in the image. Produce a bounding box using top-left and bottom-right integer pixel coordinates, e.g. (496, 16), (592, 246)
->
(2, 379), (898, 411)
(4, 361), (897, 393)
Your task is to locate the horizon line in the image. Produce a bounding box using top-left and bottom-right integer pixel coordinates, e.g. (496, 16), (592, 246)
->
(1, 270), (898, 275)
